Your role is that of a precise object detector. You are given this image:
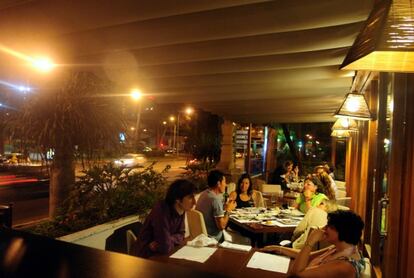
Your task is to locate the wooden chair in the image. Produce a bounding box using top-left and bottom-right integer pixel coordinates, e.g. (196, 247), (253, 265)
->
(186, 209), (207, 239)
(335, 180), (346, 190)
(105, 221), (142, 254)
(337, 197), (352, 207)
(361, 258), (372, 278)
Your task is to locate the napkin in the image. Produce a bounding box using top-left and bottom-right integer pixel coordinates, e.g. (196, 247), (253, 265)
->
(219, 241), (252, 252)
(186, 233), (218, 247)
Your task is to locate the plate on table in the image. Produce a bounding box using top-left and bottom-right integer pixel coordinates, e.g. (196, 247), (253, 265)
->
(261, 220), (279, 226)
(289, 209), (304, 217)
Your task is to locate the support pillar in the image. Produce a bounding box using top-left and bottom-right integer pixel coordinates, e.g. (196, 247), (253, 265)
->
(217, 120), (240, 182)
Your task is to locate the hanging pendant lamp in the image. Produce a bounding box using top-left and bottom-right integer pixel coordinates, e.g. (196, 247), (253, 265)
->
(341, 0), (414, 72)
(332, 118), (359, 132)
(334, 92), (373, 120)
(331, 129), (352, 138)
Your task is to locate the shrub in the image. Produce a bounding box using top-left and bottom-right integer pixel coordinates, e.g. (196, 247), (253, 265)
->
(25, 162), (169, 237)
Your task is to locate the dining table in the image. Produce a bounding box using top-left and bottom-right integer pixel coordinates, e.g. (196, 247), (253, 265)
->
(152, 245), (292, 278)
(228, 207), (304, 247)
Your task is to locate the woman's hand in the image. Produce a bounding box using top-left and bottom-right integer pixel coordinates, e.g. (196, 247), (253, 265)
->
(293, 166), (299, 176)
(260, 245), (280, 253)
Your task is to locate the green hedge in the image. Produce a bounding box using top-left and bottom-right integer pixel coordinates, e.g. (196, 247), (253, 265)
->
(25, 162), (169, 238)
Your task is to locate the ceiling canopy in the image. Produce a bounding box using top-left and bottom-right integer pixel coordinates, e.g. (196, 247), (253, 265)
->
(0, 0), (374, 124)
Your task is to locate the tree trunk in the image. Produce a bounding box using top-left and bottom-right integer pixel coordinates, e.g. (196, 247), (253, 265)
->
(281, 124), (300, 166)
(49, 147), (75, 218)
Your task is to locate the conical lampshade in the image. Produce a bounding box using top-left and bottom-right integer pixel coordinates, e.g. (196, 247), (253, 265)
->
(332, 118), (359, 131)
(331, 129), (352, 138)
(341, 0), (414, 72)
(334, 92), (372, 121)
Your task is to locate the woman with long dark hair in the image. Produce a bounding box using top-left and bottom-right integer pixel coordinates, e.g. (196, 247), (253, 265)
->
(229, 173), (264, 208)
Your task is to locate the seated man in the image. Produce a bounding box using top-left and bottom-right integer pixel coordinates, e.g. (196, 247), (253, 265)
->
(195, 170), (236, 242)
(136, 179), (196, 258)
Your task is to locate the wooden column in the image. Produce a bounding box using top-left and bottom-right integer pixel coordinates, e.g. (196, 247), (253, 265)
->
(217, 120), (234, 172)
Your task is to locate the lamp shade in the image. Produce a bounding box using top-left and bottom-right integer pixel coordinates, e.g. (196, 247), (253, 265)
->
(334, 92), (372, 120)
(331, 129), (352, 138)
(332, 118), (359, 131)
(341, 0), (414, 72)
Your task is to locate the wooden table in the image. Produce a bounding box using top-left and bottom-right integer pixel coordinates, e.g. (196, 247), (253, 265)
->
(229, 218), (295, 247)
(0, 228), (225, 278)
(153, 246), (289, 278)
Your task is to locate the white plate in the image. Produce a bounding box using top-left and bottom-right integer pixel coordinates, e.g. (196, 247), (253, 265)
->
(261, 221), (279, 226)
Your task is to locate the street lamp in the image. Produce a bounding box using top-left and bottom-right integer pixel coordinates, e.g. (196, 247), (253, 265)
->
(169, 116), (176, 154)
(130, 88), (143, 151)
(176, 107), (194, 157)
(31, 57), (56, 72)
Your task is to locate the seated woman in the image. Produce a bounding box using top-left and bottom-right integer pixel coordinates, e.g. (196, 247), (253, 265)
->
(294, 177), (328, 213)
(271, 160), (298, 190)
(229, 173), (264, 208)
(291, 199), (337, 249)
(314, 165), (337, 200)
(135, 179), (196, 258)
(262, 210), (365, 278)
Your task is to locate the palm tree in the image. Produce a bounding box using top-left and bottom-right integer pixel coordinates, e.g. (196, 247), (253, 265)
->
(9, 71), (125, 217)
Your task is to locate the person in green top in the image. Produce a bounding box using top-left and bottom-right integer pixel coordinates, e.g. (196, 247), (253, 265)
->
(295, 177), (328, 213)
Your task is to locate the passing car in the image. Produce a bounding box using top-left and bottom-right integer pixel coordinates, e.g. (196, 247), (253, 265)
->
(165, 148), (176, 155)
(113, 153), (147, 168)
(142, 147), (152, 153)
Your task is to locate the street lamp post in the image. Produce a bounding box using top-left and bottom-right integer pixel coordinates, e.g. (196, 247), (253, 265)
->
(131, 89), (143, 151)
(169, 116), (176, 154)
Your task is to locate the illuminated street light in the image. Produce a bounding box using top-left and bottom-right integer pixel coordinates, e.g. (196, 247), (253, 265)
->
(130, 89), (142, 101)
(185, 107), (194, 115)
(32, 57), (55, 72)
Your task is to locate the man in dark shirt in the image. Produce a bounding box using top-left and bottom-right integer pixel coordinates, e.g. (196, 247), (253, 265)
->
(136, 179), (196, 257)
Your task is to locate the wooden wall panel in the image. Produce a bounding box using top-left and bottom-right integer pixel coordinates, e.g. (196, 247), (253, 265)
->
(364, 79), (379, 246)
(383, 74), (410, 278)
(396, 74), (414, 278)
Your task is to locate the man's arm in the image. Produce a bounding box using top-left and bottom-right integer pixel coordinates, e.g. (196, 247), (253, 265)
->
(214, 200), (236, 230)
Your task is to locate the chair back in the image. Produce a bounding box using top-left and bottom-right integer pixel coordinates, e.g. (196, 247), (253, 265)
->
(187, 209), (207, 239)
(105, 221), (142, 254)
(259, 184), (282, 194)
(337, 189), (347, 198)
(335, 180), (346, 190)
(227, 182), (236, 194)
(361, 258), (372, 278)
(337, 196), (352, 207)
(126, 229), (138, 255)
